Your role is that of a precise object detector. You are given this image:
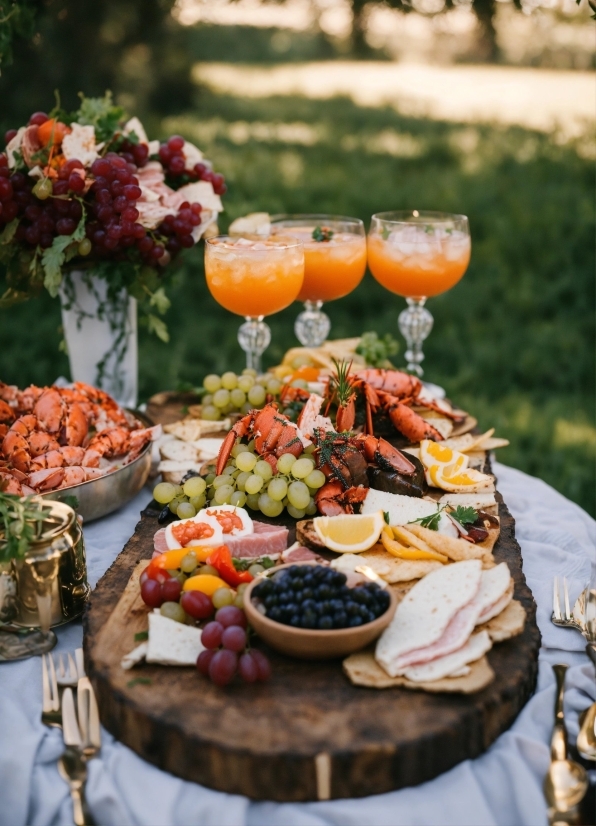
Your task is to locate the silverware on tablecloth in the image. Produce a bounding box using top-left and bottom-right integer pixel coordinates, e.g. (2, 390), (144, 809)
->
(58, 687), (96, 826)
(544, 664), (589, 825)
(41, 652), (61, 728)
(57, 679), (101, 826)
(577, 642), (596, 763)
(551, 577), (586, 635)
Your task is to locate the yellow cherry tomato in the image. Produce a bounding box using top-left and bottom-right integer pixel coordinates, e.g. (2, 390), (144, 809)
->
(182, 574), (228, 595)
(151, 547), (213, 571)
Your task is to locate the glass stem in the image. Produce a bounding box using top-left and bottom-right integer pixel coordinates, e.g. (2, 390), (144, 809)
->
(237, 316), (271, 374)
(398, 298), (434, 377)
(294, 300), (331, 347)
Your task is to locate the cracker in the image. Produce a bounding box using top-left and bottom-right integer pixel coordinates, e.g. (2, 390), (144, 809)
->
(343, 650), (494, 694)
(478, 599), (526, 642)
(450, 415), (478, 438)
(476, 437), (510, 451)
(159, 441), (199, 463)
(163, 420), (203, 442)
(358, 547), (443, 582)
(406, 524), (485, 561)
(477, 521), (500, 556)
(413, 409), (454, 439)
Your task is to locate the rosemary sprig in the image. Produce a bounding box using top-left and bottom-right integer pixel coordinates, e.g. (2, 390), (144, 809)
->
(331, 357), (355, 409)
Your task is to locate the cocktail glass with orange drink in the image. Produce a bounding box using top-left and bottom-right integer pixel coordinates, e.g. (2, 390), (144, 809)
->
(271, 215), (367, 347)
(367, 211), (471, 376)
(204, 235), (304, 372)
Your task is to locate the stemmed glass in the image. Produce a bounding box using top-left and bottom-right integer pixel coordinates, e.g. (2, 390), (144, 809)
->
(367, 211), (471, 376)
(271, 215), (367, 347)
(204, 235), (304, 373)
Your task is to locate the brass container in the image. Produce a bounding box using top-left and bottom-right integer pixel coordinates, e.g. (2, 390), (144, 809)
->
(0, 500), (90, 630)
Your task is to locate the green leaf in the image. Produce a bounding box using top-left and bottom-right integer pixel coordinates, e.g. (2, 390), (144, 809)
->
(76, 92), (125, 144)
(150, 286), (171, 315)
(127, 677), (151, 687)
(134, 631), (149, 642)
(0, 219), (19, 245)
(41, 208), (86, 297)
(383, 511), (390, 524)
(147, 314), (169, 343)
(450, 506), (477, 527)
(410, 506), (444, 531)
(58, 495), (79, 511)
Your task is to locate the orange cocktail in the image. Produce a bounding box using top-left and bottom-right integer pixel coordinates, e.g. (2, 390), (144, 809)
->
(204, 235), (304, 370)
(271, 215), (366, 346)
(367, 222), (470, 299)
(368, 211), (471, 375)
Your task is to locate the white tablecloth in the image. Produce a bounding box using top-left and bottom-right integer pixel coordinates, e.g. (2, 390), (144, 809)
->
(1, 462), (595, 826)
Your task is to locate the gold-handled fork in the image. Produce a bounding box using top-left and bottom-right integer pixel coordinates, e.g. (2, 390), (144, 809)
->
(41, 652), (61, 727)
(551, 577), (585, 634)
(58, 681), (100, 826)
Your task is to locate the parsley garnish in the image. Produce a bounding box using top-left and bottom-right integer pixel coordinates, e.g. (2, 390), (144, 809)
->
(127, 677), (151, 687)
(410, 505), (444, 531)
(383, 511), (390, 525)
(312, 226), (333, 242)
(232, 556), (276, 572)
(450, 506), (477, 527)
(134, 631), (149, 642)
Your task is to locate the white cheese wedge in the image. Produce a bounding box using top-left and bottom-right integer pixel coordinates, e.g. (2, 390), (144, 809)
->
(191, 437), (225, 460)
(146, 612), (205, 666)
(361, 490), (438, 526)
(439, 492), (496, 509)
(121, 642), (148, 670)
(403, 631), (492, 683)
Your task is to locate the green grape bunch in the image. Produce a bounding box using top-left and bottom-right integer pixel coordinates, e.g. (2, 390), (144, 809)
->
(153, 440), (327, 522)
(200, 368), (284, 422)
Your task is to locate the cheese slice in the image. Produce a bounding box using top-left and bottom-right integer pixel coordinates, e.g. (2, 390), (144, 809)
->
(146, 612), (205, 666)
(362, 490), (438, 526)
(121, 642), (148, 670)
(439, 492), (497, 510)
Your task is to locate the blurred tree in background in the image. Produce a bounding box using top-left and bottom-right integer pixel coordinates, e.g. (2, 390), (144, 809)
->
(0, 0), (192, 129)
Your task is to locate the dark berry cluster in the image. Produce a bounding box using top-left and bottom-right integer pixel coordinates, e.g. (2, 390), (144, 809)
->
(158, 135), (226, 195)
(252, 565), (391, 630)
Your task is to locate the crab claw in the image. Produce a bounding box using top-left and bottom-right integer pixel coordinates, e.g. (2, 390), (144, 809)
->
(315, 480), (368, 516)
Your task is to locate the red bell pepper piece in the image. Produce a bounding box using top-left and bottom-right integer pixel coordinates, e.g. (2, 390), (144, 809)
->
(207, 545), (253, 587)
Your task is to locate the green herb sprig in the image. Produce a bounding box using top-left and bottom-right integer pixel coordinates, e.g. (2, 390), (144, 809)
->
(450, 506), (477, 528)
(410, 505), (445, 531)
(312, 226), (333, 242)
(0, 492), (46, 564)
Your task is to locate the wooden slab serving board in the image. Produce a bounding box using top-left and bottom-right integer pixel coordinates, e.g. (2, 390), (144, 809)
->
(83, 489), (541, 802)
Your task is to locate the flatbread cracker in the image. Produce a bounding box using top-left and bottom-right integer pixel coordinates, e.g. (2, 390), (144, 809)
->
(414, 409), (454, 439)
(163, 420), (203, 442)
(477, 437), (510, 451)
(476, 520), (500, 556)
(449, 415), (478, 438)
(343, 650), (494, 694)
(406, 524), (485, 561)
(478, 599), (526, 642)
(358, 547), (443, 582)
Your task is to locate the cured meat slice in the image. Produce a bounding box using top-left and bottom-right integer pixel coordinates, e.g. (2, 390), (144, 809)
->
(403, 631), (492, 683)
(153, 521), (289, 559)
(281, 545), (324, 564)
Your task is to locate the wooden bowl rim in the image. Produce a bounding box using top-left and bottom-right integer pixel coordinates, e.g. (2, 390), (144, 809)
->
(243, 561), (397, 641)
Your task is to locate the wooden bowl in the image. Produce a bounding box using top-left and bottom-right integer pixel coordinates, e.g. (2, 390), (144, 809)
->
(243, 562), (397, 660)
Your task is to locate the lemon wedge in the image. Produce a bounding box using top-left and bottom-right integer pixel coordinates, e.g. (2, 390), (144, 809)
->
(314, 511), (385, 553)
(420, 439), (468, 470)
(431, 464), (493, 493)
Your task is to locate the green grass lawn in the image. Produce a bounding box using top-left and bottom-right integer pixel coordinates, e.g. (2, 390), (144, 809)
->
(0, 91), (594, 514)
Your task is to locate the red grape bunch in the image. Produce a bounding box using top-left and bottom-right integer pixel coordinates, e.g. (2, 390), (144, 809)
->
(158, 134), (226, 195)
(197, 606), (272, 687)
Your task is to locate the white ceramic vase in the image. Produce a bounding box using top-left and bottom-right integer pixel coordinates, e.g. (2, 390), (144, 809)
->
(60, 270), (138, 408)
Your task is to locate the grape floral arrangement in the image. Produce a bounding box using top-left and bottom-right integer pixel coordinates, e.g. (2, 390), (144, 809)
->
(0, 92), (226, 341)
